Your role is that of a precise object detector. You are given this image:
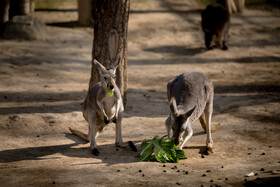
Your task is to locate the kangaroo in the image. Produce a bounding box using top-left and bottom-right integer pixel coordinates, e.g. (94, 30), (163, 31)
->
(165, 72), (214, 155)
(69, 59), (125, 156)
(201, 3), (230, 50)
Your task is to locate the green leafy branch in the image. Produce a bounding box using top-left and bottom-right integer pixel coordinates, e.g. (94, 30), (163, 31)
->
(137, 135), (187, 163)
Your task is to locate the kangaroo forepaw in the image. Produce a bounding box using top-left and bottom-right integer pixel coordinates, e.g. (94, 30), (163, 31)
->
(112, 117), (117, 124)
(92, 148), (100, 156)
(104, 117), (110, 124)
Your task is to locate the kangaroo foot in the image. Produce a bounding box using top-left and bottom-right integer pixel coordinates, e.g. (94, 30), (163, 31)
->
(205, 147), (213, 155)
(92, 148), (100, 156)
(115, 142), (126, 148)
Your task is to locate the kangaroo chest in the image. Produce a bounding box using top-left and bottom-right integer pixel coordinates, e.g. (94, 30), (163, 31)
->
(103, 95), (116, 119)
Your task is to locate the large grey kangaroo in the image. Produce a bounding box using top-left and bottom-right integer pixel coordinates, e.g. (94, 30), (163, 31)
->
(69, 59), (125, 156)
(165, 72), (214, 155)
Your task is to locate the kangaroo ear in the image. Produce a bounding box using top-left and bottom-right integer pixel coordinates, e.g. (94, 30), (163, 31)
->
(94, 59), (106, 73)
(183, 107), (196, 121)
(110, 58), (121, 71)
(170, 97), (179, 117)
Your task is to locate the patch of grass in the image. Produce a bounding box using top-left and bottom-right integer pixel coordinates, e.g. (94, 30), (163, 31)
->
(133, 0), (148, 3)
(195, 0), (212, 6)
(35, 0), (76, 9)
(194, 0), (280, 10)
(246, 0), (280, 10)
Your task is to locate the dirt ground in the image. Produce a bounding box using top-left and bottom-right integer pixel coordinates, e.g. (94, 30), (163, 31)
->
(0, 0), (280, 186)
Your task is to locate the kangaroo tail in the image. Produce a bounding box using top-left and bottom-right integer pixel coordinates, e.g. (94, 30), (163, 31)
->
(69, 127), (89, 142)
(199, 114), (221, 133)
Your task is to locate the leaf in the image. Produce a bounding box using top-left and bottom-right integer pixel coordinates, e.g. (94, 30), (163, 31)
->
(137, 135), (187, 163)
(175, 148), (187, 159)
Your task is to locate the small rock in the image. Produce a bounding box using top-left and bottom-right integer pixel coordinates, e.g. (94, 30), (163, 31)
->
(255, 173), (258, 176)
(185, 171), (189, 175)
(142, 174), (145, 177)
(177, 170), (180, 172)
(52, 181), (55, 184)
(163, 170), (166, 172)
(209, 179), (213, 182)
(202, 174), (206, 177)
(116, 148), (119, 151)
(176, 182), (181, 185)
(139, 170), (142, 173)
(163, 164), (166, 167)
(247, 153), (251, 155)
(206, 170), (211, 172)
(221, 166), (224, 168)
(269, 146), (272, 148)
(225, 178), (228, 181)
(272, 170), (280, 175)
(261, 152), (265, 155)
(4, 96), (7, 99)
(117, 170), (120, 172)
(260, 168), (265, 171)
(245, 172), (255, 177)
(9, 115), (20, 121)
(37, 135), (40, 137)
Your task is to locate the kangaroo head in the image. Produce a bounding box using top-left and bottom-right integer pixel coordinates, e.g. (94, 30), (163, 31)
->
(169, 97), (195, 144)
(94, 59), (120, 91)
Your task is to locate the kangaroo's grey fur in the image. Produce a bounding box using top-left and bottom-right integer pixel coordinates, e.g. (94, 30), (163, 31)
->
(69, 59), (124, 155)
(165, 72), (214, 154)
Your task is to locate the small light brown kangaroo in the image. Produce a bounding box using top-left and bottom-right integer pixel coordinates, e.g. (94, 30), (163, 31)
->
(165, 72), (214, 155)
(69, 59), (125, 156)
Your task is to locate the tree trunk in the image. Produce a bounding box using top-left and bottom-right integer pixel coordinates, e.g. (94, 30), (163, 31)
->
(89, 0), (130, 106)
(0, 0), (9, 35)
(78, 0), (93, 26)
(9, 0), (31, 19)
(0, 0), (9, 24)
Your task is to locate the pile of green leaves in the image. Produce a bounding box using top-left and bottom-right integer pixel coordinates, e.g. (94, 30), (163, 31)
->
(137, 135), (187, 163)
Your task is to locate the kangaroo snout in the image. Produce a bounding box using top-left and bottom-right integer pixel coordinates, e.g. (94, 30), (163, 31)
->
(172, 136), (180, 145)
(108, 84), (114, 90)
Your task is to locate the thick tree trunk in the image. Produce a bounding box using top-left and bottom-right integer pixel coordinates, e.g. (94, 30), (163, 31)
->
(9, 0), (31, 19)
(0, 0), (9, 35)
(89, 0), (130, 106)
(78, 0), (93, 26)
(0, 0), (9, 24)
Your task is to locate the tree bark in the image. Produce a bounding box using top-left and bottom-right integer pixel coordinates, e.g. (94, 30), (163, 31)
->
(0, 0), (9, 24)
(78, 0), (93, 26)
(9, 0), (31, 19)
(89, 0), (130, 106)
(0, 0), (9, 35)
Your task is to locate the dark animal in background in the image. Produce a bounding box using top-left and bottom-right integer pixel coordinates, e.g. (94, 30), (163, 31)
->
(201, 3), (230, 50)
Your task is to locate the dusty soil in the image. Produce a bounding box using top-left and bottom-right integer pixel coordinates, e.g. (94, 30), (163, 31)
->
(0, 0), (280, 186)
